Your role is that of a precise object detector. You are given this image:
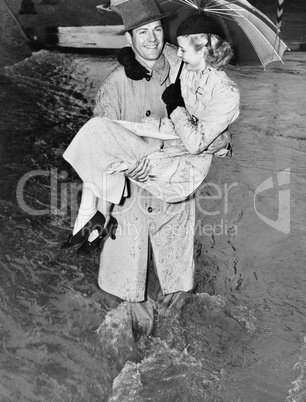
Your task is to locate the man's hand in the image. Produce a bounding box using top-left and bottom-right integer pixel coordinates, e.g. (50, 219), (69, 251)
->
(207, 130), (232, 157)
(124, 158), (150, 182)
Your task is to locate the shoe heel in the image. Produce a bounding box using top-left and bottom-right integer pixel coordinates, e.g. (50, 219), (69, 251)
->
(77, 235), (103, 256)
(60, 211), (105, 249)
(104, 216), (118, 240)
(76, 216), (118, 256)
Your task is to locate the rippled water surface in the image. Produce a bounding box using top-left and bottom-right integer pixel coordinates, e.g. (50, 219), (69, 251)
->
(0, 49), (306, 401)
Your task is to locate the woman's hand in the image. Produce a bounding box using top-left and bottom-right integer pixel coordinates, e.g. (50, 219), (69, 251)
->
(162, 80), (185, 117)
(124, 158), (150, 182)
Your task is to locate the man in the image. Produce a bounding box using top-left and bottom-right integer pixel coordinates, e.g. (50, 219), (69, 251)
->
(93, 0), (228, 336)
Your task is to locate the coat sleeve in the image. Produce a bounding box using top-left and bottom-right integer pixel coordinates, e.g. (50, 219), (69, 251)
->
(170, 81), (240, 155)
(93, 68), (122, 119)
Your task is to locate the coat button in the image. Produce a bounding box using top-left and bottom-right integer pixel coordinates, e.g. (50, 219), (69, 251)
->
(145, 110), (151, 117)
(148, 207), (153, 213)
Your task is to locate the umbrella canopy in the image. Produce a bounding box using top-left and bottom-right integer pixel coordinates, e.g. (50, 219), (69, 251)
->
(157, 0), (288, 67)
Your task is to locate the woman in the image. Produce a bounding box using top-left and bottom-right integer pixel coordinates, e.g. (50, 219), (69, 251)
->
(61, 13), (240, 256)
(162, 13), (239, 154)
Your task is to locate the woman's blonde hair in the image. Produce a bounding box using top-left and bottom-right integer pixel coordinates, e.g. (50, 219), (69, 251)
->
(188, 33), (234, 70)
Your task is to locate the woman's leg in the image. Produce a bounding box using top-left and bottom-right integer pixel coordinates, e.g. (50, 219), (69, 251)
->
(75, 191), (118, 256)
(87, 195), (112, 242)
(72, 186), (98, 235)
(61, 183), (113, 250)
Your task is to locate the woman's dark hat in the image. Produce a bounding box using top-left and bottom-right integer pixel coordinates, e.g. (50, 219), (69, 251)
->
(176, 13), (225, 39)
(110, 0), (171, 33)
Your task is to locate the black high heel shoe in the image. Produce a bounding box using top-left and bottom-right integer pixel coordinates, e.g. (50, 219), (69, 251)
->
(77, 216), (118, 256)
(60, 211), (106, 250)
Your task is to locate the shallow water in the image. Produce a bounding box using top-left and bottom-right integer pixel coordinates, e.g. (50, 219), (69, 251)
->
(0, 49), (306, 401)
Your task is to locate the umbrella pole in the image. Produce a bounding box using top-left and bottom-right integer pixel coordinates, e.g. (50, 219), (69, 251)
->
(175, 61), (184, 83)
(276, 0), (284, 31)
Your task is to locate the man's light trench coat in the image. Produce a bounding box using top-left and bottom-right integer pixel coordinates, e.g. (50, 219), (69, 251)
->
(93, 45), (240, 302)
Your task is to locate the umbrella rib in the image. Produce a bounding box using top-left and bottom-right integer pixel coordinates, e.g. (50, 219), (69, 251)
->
(162, 0), (287, 66)
(166, 0), (201, 8)
(204, 1), (285, 64)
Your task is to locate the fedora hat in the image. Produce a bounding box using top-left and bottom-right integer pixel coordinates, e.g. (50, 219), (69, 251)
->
(110, 0), (171, 33)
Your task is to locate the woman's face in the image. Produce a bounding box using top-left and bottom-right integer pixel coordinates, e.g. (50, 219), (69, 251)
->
(177, 35), (207, 71)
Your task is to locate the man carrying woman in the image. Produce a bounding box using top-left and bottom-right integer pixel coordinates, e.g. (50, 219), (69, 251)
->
(61, 0), (240, 336)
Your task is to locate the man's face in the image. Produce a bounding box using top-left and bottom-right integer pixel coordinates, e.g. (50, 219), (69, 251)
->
(126, 20), (164, 67)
